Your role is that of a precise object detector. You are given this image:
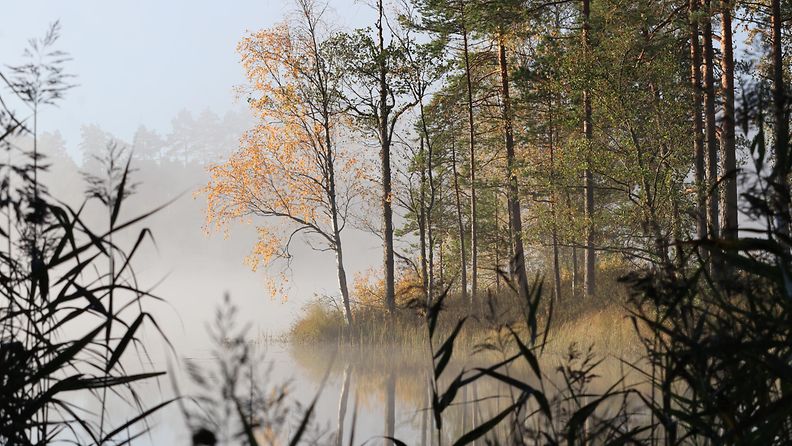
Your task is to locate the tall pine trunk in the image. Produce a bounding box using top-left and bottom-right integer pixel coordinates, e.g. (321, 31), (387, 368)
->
(419, 137), (429, 304)
(418, 102), (437, 304)
(424, 134), (437, 304)
(566, 192), (580, 299)
(495, 201), (502, 292)
(719, 0), (738, 241)
(462, 22), (478, 305)
(378, 0), (396, 313)
(549, 99), (562, 301)
(498, 36), (530, 302)
(439, 242), (445, 288)
(702, 0), (719, 246)
(689, 0), (708, 246)
(451, 133), (468, 301)
(582, 0), (596, 298)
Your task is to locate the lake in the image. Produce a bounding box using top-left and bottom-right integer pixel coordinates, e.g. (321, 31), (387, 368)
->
(113, 340), (646, 445)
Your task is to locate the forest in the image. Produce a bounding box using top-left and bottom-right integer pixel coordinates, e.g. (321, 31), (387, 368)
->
(2, 0), (792, 444)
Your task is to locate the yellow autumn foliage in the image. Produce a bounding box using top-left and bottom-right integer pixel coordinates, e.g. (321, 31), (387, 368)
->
(202, 21), (364, 299)
(351, 268), (423, 309)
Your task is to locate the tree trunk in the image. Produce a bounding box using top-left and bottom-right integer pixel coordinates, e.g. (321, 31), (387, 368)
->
(572, 244), (579, 299)
(702, 0), (719, 245)
(689, 0), (708, 247)
(495, 198), (501, 293)
(426, 133), (436, 305)
(671, 190), (684, 264)
(507, 192), (515, 283)
(550, 169), (561, 301)
(719, 0), (738, 241)
(378, 0), (396, 313)
(324, 83), (353, 325)
(552, 231), (562, 301)
(582, 0), (596, 298)
(498, 36), (530, 302)
(334, 230), (354, 326)
(634, 129), (671, 265)
(462, 20), (478, 305)
(427, 226), (434, 305)
(439, 242), (445, 288)
(646, 77), (677, 265)
(419, 137), (429, 305)
(566, 192), (579, 299)
(549, 100), (562, 301)
(418, 98), (437, 304)
(450, 133), (468, 301)
(771, 0), (790, 235)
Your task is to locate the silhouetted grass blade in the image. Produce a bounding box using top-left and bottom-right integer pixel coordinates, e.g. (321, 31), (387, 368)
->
(100, 398), (177, 443)
(452, 393), (527, 446)
(433, 316), (465, 380)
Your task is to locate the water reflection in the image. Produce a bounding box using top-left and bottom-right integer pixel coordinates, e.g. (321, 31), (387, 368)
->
(336, 364), (352, 446)
(287, 344), (641, 445)
(384, 370), (396, 444)
(129, 341), (643, 445)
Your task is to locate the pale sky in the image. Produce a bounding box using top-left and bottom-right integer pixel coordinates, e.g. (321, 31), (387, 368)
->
(1, 0), (375, 158)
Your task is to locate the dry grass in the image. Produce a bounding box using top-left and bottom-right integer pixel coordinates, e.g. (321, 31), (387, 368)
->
(289, 267), (642, 358)
(542, 305), (641, 357)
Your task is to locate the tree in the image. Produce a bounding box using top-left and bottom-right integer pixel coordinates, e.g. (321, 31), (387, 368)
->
(411, 0), (488, 303)
(132, 125), (165, 161)
(719, 0), (738, 241)
(582, 0), (596, 297)
(330, 3), (418, 313)
(702, 0), (720, 254)
(689, 0), (708, 249)
(203, 0), (360, 325)
(419, 81), (473, 300)
(480, 0), (532, 302)
(512, 9), (569, 301)
(391, 20), (445, 303)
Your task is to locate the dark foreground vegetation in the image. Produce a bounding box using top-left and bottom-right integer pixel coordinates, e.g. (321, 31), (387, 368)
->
(3, 0), (792, 445)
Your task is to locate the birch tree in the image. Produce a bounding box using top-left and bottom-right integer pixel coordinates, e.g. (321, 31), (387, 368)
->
(203, 0), (359, 325)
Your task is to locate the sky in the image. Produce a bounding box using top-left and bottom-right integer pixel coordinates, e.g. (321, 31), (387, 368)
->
(1, 0), (375, 158)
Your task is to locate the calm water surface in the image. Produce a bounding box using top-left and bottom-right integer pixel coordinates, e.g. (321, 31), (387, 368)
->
(113, 342), (643, 445)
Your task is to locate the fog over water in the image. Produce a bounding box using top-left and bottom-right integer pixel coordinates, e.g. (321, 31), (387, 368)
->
(17, 122), (382, 352)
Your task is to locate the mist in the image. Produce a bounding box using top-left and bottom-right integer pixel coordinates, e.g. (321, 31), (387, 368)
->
(15, 115), (383, 351)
